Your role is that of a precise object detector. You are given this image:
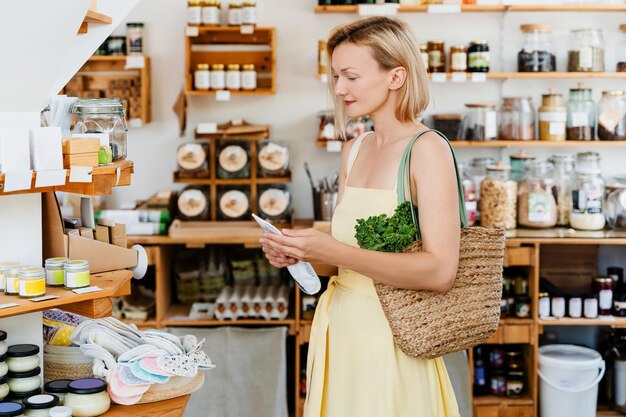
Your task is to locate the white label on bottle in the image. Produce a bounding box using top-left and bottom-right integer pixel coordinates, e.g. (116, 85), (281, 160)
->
(471, 72), (487, 83)
(194, 71), (210, 90)
(429, 51), (443, 67)
(451, 72), (467, 83)
(242, 7), (256, 25)
(187, 7), (201, 25)
(571, 111), (589, 128)
(485, 111), (497, 139)
(240, 24), (254, 35)
(539, 112), (567, 122)
(579, 46), (593, 70)
(326, 141), (342, 153)
(451, 53), (467, 71)
(599, 289), (613, 310)
(242, 71), (257, 89)
(228, 9), (242, 25)
(202, 7), (220, 25)
(226, 71), (241, 90)
(539, 298), (550, 318)
(428, 4), (461, 13)
(431, 73), (447, 83)
(599, 106), (623, 132)
(211, 72), (225, 90)
(185, 25), (199, 37)
(549, 122), (566, 135)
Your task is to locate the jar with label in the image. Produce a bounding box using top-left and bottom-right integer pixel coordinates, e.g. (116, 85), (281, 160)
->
(18, 267), (45, 298)
(568, 29), (605, 72)
(187, 0), (202, 25)
(566, 84), (596, 141)
(549, 154), (575, 226)
(125, 23), (144, 55)
(510, 151), (536, 182)
(4, 266), (24, 296)
(64, 260), (90, 290)
(517, 160), (558, 228)
(539, 89), (567, 141)
(419, 44), (429, 71)
(44, 258), (67, 287)
(468, 41), (490, 72)
(176, 187), (210, 221)
(217, 141), (250, 178)
(201, 1), (220, 26)
(552, 296), (566, 318)
(0, 263), (18, 293)
(218, 187), (251, 221)
(539, 292), (551, 318)
(458, 162), (477, 227)
(241, 64), (257, 90)
(432, 114), (464, 140)
(228, 3), (243, 26)
(498, 97), (536, 141)
(480, 163), (517, 229)
(571, 152), (605, 230)
(210, 64), (226, 90)
(258, 141), (290, 177)
(515, 296), (531, 318)
(450, 45), (467, 72)
(593, 277), (613, 316)
(584, 295), (599, 318)
(177, 142), (210, 176)
(569, 294), (583, 318)
(597, 90), (626, 140)
(242, 1), (257, 25)
(518, 24), (556, 72)
(462, 103), (497, 141)
(194, 64), (210, 91)
(258, 186), (292, 222)
(506, 368), (525, 397)
(619, 24), (626, 72)
(226, 64), (241, 90)
(427, 40), (445, 73)
(490, 369), (506, 396)
(606, 180), (626, 230)
(72, 98), (128, 161)
(24, 394), (59, 417)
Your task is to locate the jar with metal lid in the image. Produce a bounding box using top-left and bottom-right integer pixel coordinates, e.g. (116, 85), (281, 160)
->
(0, 263), (19, 293)
(450, 45), (467, 72)
(462, 103), (497, 141)
(0, 402), (24, 417)
(217, 141), (250, 179)
(419, 44), (429, 71)
(24, 394), (59, 417)
(597, 90), (626, 140)
(258, 186), (292, 223)
(241, 64), (257, 90)
(468, 41), (490, 72)
(539, 89), (567, 141)
(539, 292), (551, 318)
(226, 64), (241, 91)
(593, 277), (614, 316)
(549, 154), (575, 226)
(568, 29), (605, 72)
(194, 64), (210, 91)
(4, 266), (25, 296)
(64, 379), (110, 417)
(480, 163), (517, 229)
(517, 160), (558, 229)
(498, 97), (535, 141)
(44, 258), (67, 287)
(187, 0), (202, 25)
(242, 1), (257, 25)
(17, 268), (45, 298)
(584, 295), (599, 318)
(176, 142), (209, 176)
(458, 162), (477, 227)
(426, 40), (445, 73)
(63, 260), (90, 290)
(518, 24), (556, 72)
(258, 141), (290, 177)
(569, 293), (583, 318)
(44, 380), (71, 406)
(49, 406), (72, 417)
(71, 98), (128, 161)
(210, 64), (226, 90)
(6, 346), (39, 374)
(227, 3), (243, 26)
(571, 152), (605, 230)
(176, 187), (210, 221)
(619, 24), (626, 72)
(510, 151), (535, 182)
(201, 1), (220, 26)
(7, 367), (41, 394)
(566, 84), (596, 141)
(606, 177), (626, 230)
(217, 187), (251, 221)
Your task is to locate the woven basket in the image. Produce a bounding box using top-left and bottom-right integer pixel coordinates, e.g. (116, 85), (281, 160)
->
(136, 372), (205, 404)
(374, 226), (505, 360)
(44, 345), (94, 383)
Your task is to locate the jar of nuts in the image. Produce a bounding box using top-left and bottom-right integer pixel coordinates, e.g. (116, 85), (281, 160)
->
(480, 162), (517, 229)
(517, 160), (558, 229)
(549, 153), (575, 226)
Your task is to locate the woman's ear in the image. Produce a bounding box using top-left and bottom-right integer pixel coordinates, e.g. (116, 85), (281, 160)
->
(389, 67), (407, 91)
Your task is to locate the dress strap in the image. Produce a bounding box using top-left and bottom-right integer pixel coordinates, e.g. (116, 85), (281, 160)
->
(346, 131), (372, 179)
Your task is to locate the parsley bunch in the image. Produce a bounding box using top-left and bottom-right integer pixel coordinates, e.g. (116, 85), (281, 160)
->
(354, 201), (417, 253)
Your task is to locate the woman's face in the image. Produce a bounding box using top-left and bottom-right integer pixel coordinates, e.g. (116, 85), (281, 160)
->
(331, 42), (392, 119)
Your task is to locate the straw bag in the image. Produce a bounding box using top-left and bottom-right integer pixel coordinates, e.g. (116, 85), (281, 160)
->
(372, 130), (505, 359)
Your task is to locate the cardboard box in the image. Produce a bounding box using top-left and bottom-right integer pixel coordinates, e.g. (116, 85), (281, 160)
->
(79, 227), (94, 239)
(62, 138), (100, 155)
(95, 225), (110, 243)
(63, 152), (99, 168)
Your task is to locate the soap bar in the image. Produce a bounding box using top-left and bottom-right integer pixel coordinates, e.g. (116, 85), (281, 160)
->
(79, 227), (94, 239)
(62, 138), (100, 155)
(94, 225), (110, 243)
(110, 224), (127, 248)
(63, 153), (99, 168)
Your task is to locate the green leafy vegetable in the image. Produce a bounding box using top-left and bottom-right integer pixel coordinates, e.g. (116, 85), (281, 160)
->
(354, 201), (417, 253)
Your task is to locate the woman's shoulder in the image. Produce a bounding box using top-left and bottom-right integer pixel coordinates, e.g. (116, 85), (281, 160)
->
(410, 130), (455, 167)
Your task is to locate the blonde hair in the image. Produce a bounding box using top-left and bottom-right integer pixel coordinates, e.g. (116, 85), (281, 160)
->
(326, 16), (429, 139)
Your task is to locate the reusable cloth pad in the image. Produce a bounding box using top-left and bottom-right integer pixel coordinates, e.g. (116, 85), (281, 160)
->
(117, 345), (167, 363)
(139, 357), (175, 377)
(129, 360), (170, 384)
(118, 364), (153, 386)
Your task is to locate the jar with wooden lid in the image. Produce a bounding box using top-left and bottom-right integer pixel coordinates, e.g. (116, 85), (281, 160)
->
(258, 141), (290, 177)
(228, 3), (243, 26)
(598, 90), (626, 140)
(568, 28), (605, 72)
(498, 97), (535, 141)
(210, 64), (226, 90)
(468, 41), (490, 72)
(480, 162), (517, 229)
(241, 64), (257, 90)
(226, 64), (241, 90)
(242, 1), (257, 25)
(427, 40), (445, 73)
(194, 64), (210, 91)
(176, 187), (210, 221)
(258, 186), (292, 223)
(539, 89), (567, 141)
(217, 141), (250, 179)
(218, 187), (251, 221)
(450, 45), (467, 72)
(566, 84), (595, 141)
(509, 150), (535, 182)
(187, 0), (202, 25)
(518, 24), (555, 72)
(462, 103), (497, 141)
(176, 142), (209, 176)
(549, 153), (575, 226)
(570, 152), (605, 231)
(201, 1), (220, 26)
(517, 160), (558, 229)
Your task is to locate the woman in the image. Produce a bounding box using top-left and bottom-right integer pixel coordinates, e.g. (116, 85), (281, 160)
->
(260, 16), (468, 417)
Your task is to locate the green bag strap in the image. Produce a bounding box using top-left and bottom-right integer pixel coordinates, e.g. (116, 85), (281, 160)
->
(396, 129), (468, 240)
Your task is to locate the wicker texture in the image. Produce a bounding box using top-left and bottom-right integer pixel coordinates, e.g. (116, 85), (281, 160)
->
(44, 345), (94, 383)
(136, 373), (205, 404)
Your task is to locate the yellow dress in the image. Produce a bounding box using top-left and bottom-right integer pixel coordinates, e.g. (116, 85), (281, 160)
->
(304, 133), (460, 417)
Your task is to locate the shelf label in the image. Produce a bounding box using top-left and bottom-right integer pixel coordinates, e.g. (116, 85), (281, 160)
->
(124, 55), (145, 69)
(3, 171), (33, 192)
(115, 167), (121, 186)
(29, 295), (60, 302)
(452, 72), (467, 83)
(69, 166), (93, 183)
(428, 4), (461, 13)
(471, 73), (487, 83)
(357, 4), (399, 17)
(231, 118), (243, 126)
(197, 122), (218, 134)
(240, 25), (254, 35)
(0, 303), (19, 309)
(73, 286), (103, 295)
(326, 141), (342, 153)
(216, 90), (231, 102)
(431, 73), (447, 83)
(186, 26), (199, 37)
(35, 169), (66, 188)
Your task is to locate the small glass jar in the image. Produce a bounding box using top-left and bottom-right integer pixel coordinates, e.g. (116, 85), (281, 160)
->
(210, 64), (226, 90)
(549, 154), (576, 226)
(584, 295), (599, 318)
(187, 0), (202, 25)
(226, 64), (241, 91)
(0, 402), (24, 417)
(518, 24), (556, 72)
(217, 141), (250, 179)
(515, 296), (531, 318)
(201, 1), (221, 26)
(227, 3), (243, 26)
(426, 40), (445, 73)
(498, 97), (535, 141)
(0, 376), (8, 401)
(23, 394), (59, 417)
(176, 142), (209, 174)
(63, 260), (90, 290)
(418, 44), (429, 71)
(217, 187), (251, 221)
(480, 163), (517, 229)
(597, 90), (626, 140)
(569, 294), (583, 318)
(517, 160), (558, 228)
(125, 23), (144, 55)
(258, 186), (292, 222)
(506, 369), (525, 397)
(566, 85), (596, 141)
(242, 1), (257, 25)
(571, 152), (605, 231)
(71, 98), (128, 161)
(258, 141), (289, 177)
(605, 181), (626, 230)
(0, 263), (19, 293)
(551, 296), (566, 318)
(4, 266), (24, 296)
(450, 45), (467, 72)
(432, 114), (464, 140)
(593, 277), (613, 316)
(17, 268), (45, 299)
(44, 381), (71, 406)
(7, 367), (41, 393)
(470, 157), (496, 221)
(568, 29), (605, 72)
(458, 162), (477, 227)
(194, 64), (210, 91)
(468, 41), (490, 72)
(618, 24), (626, 72)
(241, 64), (257, 90)
(462, 103), (497, 141)
(6, 345), (39, 374)
(539, 89), (567, 141)
(44, 258), (67, 287)
(176, 187), (210, 221)
(510, 151), (536, 182)
(490, 369), (506, 396)
(49, 406), (72, 417)
(0, 331), (7, 357)
(539, 292), (551, 318)
(64, 379), (110, 417)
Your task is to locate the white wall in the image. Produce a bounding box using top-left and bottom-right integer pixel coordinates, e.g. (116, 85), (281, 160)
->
(110, 0), (626, 219)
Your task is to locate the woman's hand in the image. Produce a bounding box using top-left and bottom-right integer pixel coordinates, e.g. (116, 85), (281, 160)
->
(259, 228), (338, 266)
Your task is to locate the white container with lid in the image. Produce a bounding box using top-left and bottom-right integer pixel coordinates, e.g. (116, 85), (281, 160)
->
(64, 379), (110, 417)
(0, 401), (25, 417)
(44, 258), (67, 287)
(6, 345), (39, 373)
(23, 394), (59, 417)
(7, 367), (41, 393)
(44, 380), (71, 406)
(63, 260), (90, 290)
(0, 375), (8, 401)
(4, 266), (25, 296)
(48, 406), (72, 417)
(18, 267), (45, 298)
(0, 263), (19, 292)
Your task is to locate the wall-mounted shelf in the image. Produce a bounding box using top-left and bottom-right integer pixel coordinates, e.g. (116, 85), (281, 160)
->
(103, 395), (189, 417)
(428, 72), (626, 80)
(316, 139), (626, 150)
(314, 4), (626, 13)
(173, 175), (292, 185)
(79, 8), (112, 34)
(538, 317), (626, 328)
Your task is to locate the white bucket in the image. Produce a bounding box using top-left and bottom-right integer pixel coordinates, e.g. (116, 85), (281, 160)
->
(538, 344), (605, 417)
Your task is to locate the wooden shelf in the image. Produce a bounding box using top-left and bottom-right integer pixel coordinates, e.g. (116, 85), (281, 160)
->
(186, 89), (275, 96)
(0, 160), (134, 197)
(314, 4), (626, 13)
(473, 395), (534, 406)
(79, 9), (112, 34)
(428, 72), (626, 80)
(102, 395), (189, 417)
(173, 175), (292, 185)
(506, 228), (626, 245)
(596, 407), (625, 417)
(538, 317), (626, 328)
(121, 318), (159, 329)
(0, 270), (132, 320)
(317, 140), (626, 149)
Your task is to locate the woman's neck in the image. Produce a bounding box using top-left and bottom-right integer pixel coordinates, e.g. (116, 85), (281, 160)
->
(369, 113), (422, 146)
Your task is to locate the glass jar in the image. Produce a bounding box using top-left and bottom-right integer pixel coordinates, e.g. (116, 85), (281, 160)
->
(584, 295), (599, 318)
(506, 369), (525, 397)
(7, 367), (41, 393)
(0, 375), (7, 401)
(44, 258), (67, 287)
(480, 163), (517, 229)
(4, 266), (26, 296)
(49, 406), (72, 417)
(427, 40), (445, 73)
(552, 296), (566, 318)
(125, 23), (144, 55)
(72, 98), (128, 161)
(539, 89), (567, 141)
(258, 186), (292, 223)
(566, 85), (596, 141)
(490, 369), (507, 396)
(597, 90), (626, 140)
(242, 1), (257, 25)
(450, 45), (467, 72)
(606, 180), (626, 230)
(510, 151), (536, 182)
(44, 380), (71, 406)
(201, 1), (220, 26)
(518, 24), (556, 72)
(419, 44), (429, 71)
(517, 161), (558, 228)
(458, 162), (477, 227)
(568, 29), (605, 72)
(6, 345), (39, 374)
(549, 154), (576, 226)
(539, 292), (551, 318)
(217, 141), (250, 178)
(0, 402), (24, 417)
(515, 296), (531, 318)
(176, 142), (209, 174)
(210, 64), (226, 90)
(64, 379), (111, 417)
(241, 64), (257, 90)
(468, 41), (490, 72)
(618, 24), (626, 72)
(227, 3), (243, 26)
(17, 268), (45, 298)
(469, 157), (496, 214)
(226, 64), (241, 91)
(0, 263), (19, 293)
(194, 64), (210, 90)
(432, 114), (464, 140)
(498, 97), (536, 141)
(258, 141), (289, 177)
(462, 103), (497, 141)
(571, 152), (606, 230)
(318, 111), (336, 141)
(24, 394), (59, 417)
(569, 294), (583, 318)
(63, 260), (90, 290)
(593, 277), (614, 316)
(217, 187), (251, 221)
(187, 0), (202, 25)
(176, 187), (210, 221)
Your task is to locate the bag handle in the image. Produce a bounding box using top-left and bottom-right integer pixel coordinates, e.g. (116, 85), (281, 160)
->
(396, 129), (468, 240)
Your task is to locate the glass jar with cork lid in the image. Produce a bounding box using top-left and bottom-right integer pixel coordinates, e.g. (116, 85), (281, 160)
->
(517, 160), (558, 229)
(568, 29), (605, 72)
(566, 84), (596, 141)
(480, 162), (518, 229)
(539, 89), (567, 141)
(597, 90), (626, 141)
(518, 24), (555, 72)
(618, 24), (626, 72)
(570, 152), (605, 231)
(549, 153), (576, 227)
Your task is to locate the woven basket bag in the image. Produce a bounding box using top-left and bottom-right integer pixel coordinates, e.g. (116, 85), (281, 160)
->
(372, 130), (505, 360)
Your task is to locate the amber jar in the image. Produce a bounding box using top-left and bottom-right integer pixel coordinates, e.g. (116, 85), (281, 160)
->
(427, 40), (445, 73)
(539, 89), (567, 141)
(592, 277), (613, 316)
(450, 45), (467, 72)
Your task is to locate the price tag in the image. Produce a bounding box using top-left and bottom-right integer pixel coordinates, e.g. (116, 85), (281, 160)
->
(3, 171), (32, 192)
(124, 55), (145, 69)
(431, 73), (447, 83)
(428, 4), (461, 13)
(240, 25), (254, 35)
(186, 26), (199, 37)
(0, 303), (19, 309)
(451, 72), (467, 83)
(73, 286), (103, 295)
(471, 73), (487, 83)
(29, 295), (60, 302)
(69, 166), (93, 183)
(129, 118), (143, 128)
(216, 90), (231, 102)
(197, 122), (218, 134)
(357, 4), (399, 16)
(35, 169), (66, 188)
(326, 141), (342, 153)
(231, 118), (243, 126)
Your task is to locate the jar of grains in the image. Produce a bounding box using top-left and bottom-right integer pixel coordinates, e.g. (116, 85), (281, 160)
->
(517, 160), (558, 228)
(480, 162), (518, 229)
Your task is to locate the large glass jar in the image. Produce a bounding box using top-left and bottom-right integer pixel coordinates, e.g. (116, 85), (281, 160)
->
(470, 157), (496, 214)
(597, 90), (626, 140)
(571, 152), (606, 230)
(462, 103), (497, 141)
(176, 187), (210, 221)
(605, 177), (626, 230)
(258, 141), (290, 177)
(458, 162), (477, 227)
(480, 163), (517, 229)
(72, 98), (128, 161)
(258, 186), (292, 223)
(217, 141), (250, 179)
(176, 142), (210, 176)
(549, 154), (576, 227)
(568, 29), (605, 72)
(518, 24), (556, 72)
(517, 161), (558, 228)
(539, 89), (567, 141)
(510, 151), (536, 182)
(619, 24), (626, 72)
(566, 85), (596, 141)
(218, 187), (251, 221)
(498, 97), (535, 141)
